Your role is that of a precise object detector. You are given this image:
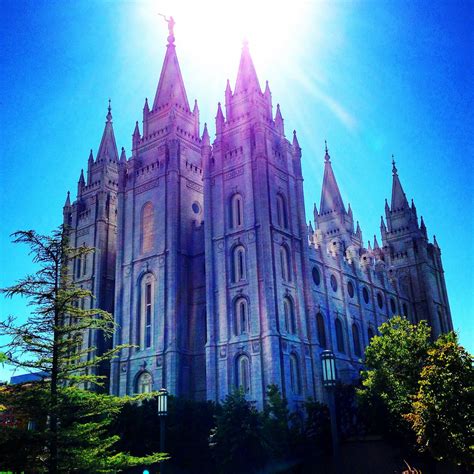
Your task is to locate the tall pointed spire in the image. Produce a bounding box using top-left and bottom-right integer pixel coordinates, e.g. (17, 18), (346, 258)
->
(201, 122), (210, 147)
(216, 102), (224, 135)
(64, 191), (71, 207)
(319, 141), (346, 215)
(234, 40), (261, 94)
(390, 155), (408, 210)
(153, 17), (190, 111)
(97, 100), (119, 161)
(132, 121), (141, 149)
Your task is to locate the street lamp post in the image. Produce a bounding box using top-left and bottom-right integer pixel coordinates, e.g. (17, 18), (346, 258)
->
(157, 388), (168, 473)
(321, 350), (340, 472)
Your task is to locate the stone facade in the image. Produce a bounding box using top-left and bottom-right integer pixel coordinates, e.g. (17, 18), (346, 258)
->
(62, 32), (452, 408)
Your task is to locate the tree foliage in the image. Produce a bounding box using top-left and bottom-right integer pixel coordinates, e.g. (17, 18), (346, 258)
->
(0, 227), (165, 472)
(357, 316), (431, 438)
(209, 389), (267, 474)
(404, 333), (474, 467)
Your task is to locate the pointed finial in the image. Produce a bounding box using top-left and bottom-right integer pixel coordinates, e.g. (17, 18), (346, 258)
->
(374, 234), (380, 249)
(64, 191), (71, 207)
(79, 168), (85, 184)
(216, 102), (224, 120)
(293, 130), (300, 148)
(348, 202), (353, 217)
(392, 154), (398, 175)
(324, 140), (330, 162)
(144, 97), (149, 112)
(433, 234), (439, 248)
(313, 202), (318, 217)
(368, 240), (372, 251)
(380, 215), (387, 230)
(88, 149), (94, 163)
(193, 99), (199, 112)
(264, 80), (271, 94)
(120, 147), (126, 163)
(202, 122), (210, 147)
(106, 99), (112, 122)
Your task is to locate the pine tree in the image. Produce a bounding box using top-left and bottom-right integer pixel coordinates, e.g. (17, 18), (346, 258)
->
(0, 227), (166, 472)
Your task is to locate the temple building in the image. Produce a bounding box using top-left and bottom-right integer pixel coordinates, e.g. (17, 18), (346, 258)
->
(63, 25), (452, 408)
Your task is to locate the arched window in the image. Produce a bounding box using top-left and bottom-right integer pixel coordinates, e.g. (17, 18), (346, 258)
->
(232, 245), (246, 282)
(236, 355), (250, 394)
(136, 371), (153, 394)
(140, 273), (154, 349)
(230, 193), (244, 229)
(280, 245), (291, 282)
(368, 327), (375, 342)
(312, 267), (321, 286)
(390, 298), (397, 315)
(352, 323), (361, 357)
(141, 202), (154, 253)
(362, 287), (370, 304)
(289, 353), (301, 395)
(276, 194), (288, 228)
(234, 297), (249, 335)
(347, 281), (354, 298)
(283, 297), (296, 334)
(330, 274), (338, 292)
(377, 292), (384, 309)
(335, 318), (345, 353)
(402, 303), (408, 317)
(316, 312), (327, 348)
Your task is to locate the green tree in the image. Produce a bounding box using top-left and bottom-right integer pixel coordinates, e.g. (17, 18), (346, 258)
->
(357, 316), (431, 439)
(209, 389), (266, 474)
(0, 227), (165, 472)
(404, 333), (474, 468)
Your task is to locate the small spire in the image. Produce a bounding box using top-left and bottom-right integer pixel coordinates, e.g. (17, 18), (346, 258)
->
(374, 234), (380, 249)
(420, 215), (427, 235)
(308, 220), (314, 234)
(78, 169), (85, 184)
(324, 140), (330, 162)
(264, 80), (271, 95)
(144, 97), (149, 113)
(88, 149), (94, 163)
(106, 99), (112, 122)
(201, 122), (210, 147)
(225, 79), (232, 95)
(216, 102), (224, 134)
(380, 215), (387, 231)
(385, 198), (390, 211)
(356, 220), (362, 236)
(392, 154), (397, 175)
(133, 121), (141, 148)
(64, 191), (71, 207)
(193, 99), (199, 113)
(120, 147), (127, 163)
(368, 240), (372, 251)
(433, 235), (439, 248)
(348, 202), (353, 218)
(275, 104), (284, 134)
(292, 130), (300, 148)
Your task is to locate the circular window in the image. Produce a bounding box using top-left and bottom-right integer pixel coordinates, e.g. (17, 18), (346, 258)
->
(390, 298), (396, 314)
(312, 267), (321, 286)
(347, 281), (354, 298)
(192, 202), (201, 214)
(362, 287), (370, 304)
(377, 292), (384, 309)
(330, 274), (338, 292)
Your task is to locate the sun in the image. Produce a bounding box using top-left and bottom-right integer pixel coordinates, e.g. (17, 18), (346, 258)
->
(132, 0), (314, 84)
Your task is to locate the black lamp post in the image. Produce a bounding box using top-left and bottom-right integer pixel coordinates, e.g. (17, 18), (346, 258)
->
(321, 350), (340, 471)
(157, 388), (168, 473)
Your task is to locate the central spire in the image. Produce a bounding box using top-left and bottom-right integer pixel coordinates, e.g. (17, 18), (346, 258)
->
(97, 100), (118, 161)
(234, 40), (261, 94)
(390, 155), (409, 210)
(152, 16), (190, 111)
(319, 142), (346, 215)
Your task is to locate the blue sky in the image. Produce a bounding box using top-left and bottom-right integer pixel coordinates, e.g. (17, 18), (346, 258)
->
(1, 0), (473, 381)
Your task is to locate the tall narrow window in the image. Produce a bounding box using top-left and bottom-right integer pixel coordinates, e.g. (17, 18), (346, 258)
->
(438, 308), (445, 333)
(141, 202), (154, 253)
(280, 246), (291, 282)
(234, 297), (249, 335)
(232, 245), (246, 282)
(335, 318), (345, 353)
(368, 327), (375, 342)
(136, 371), (152, 394)
(82, 253), (87, 276)
(76, 256), (81, 278)
(276, 194), (288, 228)
(237, 355), (250, 394)
(352, 323), (361, 357)
(231, 194), (244, 229)
(284, 297), (296, 334)
(289, 354), (301, 395)
(140, 274), (154, 349)
(316, 312), (327, 348)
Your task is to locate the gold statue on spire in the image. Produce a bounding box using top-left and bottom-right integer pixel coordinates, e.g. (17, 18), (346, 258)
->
(158, 14), (175, 43)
